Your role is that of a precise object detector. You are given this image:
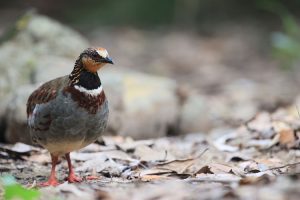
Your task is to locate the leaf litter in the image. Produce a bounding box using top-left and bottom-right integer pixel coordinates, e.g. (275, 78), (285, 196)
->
(1, 110), (300, 199)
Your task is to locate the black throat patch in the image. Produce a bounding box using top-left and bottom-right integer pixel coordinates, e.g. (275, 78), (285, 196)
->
(75, 70), (101, 90)
(69, 57), (102, 90)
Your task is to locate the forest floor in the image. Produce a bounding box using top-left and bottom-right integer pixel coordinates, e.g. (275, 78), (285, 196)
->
(1, 109), (300, 200)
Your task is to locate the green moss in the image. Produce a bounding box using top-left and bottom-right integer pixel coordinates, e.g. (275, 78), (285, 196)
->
(1, 175), (40, 200)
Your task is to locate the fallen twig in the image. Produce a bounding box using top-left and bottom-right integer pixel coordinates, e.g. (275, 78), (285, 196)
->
(263, 161), (300, 172)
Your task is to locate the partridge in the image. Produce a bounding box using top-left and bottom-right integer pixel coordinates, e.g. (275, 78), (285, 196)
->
(27, 47), (113, 186)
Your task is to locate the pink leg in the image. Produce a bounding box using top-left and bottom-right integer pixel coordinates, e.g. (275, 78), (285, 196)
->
(39, 154), (59, 187)
(65, 153), (82, 183)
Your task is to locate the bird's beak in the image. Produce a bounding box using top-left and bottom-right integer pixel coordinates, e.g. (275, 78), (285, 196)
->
(104, 57), (114, 64)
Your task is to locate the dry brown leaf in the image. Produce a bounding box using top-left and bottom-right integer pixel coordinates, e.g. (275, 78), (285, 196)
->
(140, 175), (170, 181)
(209, 163), (234, 174)
(239, 174), (274, 185)
(272, 121), (297, 148)
(247, 139), (275, 149)
(255, 158), (283, 167)
(117, 140), (154, 152)
(239, 160), (267, 173)
(26, 153), (51, 164)
(79, 143), (115, 153)
(139, 168), (172, 176)
(246, 112), (274, 138)
(134, 145), (175, 162)
(102, 136), (155, 152)
(279, 129), (296, 148)
(272, 121), (290, 132)
(191, 174), (241, 183)
(75, 157), (123, 174)
(196, 165), (213, 174)
(10, 143), (36, 153)
(213, 132), (239, 152)
(102, 136), (127, 146)
(196, 163), (244, 177)
(156, 158), (196, 174)
(195, 164), (232, 175)
(72, 150), (134, 162)
(0, 143), (32, 160)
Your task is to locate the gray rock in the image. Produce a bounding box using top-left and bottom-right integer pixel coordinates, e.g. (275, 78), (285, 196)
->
(101, 69), (124, 135)
(0, 44), (36, 101)
(0, 12), (89, 143)
(0, 12), (88, 100)
(12, 12), (89, 58)
(221, 79), (258, 121)
(4, 85), (37, 144)
(34, 56), (74, 83)
(117, 71), (179, 139)
(179, 94), (213, 134)
(179, 79), (260, 134)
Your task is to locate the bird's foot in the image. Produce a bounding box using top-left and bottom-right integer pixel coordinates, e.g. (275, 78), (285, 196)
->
(86, 175), (99, 180)
(67, 174), (82, 183)
(39, 179), (60, 187)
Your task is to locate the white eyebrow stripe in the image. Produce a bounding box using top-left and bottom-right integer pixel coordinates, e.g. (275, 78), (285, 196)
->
(96, 49), (109, 58)
(74, 85), (103, 96)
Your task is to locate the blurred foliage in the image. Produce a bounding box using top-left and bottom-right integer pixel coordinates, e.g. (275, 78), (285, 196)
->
(61, 0), (262, 28)
(257, 0), (300, 69)
(1, 0), (300, 68)
(1, 175), (40, 200)
(1, 0), (299, 29)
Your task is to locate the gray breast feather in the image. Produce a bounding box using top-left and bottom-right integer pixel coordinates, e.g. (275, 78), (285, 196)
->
(29, 90), (109, 149)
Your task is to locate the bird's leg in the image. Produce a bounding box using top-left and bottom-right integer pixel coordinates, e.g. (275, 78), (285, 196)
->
(39, 154), (59, 187)
(65, 153), (82, 183)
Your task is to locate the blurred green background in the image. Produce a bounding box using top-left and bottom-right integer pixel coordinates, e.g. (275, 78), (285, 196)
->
(0, 0), (300, 27)
(1, 0), (300, 68)
(0, 0), (299, 29)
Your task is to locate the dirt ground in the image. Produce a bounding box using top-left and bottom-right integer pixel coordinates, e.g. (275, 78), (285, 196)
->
(1, 108), (300, 200)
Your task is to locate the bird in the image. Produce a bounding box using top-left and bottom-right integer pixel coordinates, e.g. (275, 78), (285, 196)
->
(26, 47), (113, 186)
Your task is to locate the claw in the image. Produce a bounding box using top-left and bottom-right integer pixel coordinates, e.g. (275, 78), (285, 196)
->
(39, 178), (60, 187)
(68, 174), (82, 183)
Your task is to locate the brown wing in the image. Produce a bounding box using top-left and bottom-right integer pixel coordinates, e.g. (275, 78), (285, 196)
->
(26, 76), (69, 117)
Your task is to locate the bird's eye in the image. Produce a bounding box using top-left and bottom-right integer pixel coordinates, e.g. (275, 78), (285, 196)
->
(91, 52), (98, 58)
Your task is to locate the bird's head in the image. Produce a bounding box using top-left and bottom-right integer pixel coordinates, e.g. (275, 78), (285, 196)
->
(80, 47), (113, 73)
